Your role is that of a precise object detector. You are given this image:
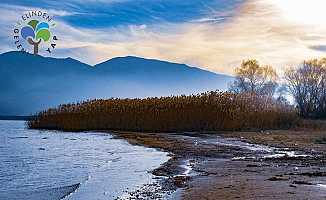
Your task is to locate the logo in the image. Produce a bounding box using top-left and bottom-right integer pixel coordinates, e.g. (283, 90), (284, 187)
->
(13, 10), (58, 55)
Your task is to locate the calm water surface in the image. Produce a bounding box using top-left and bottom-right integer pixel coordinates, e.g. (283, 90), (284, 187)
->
(0, 120), (169, 200)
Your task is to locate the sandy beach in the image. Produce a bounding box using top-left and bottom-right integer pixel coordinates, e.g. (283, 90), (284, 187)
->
(113, 128), (326, 200)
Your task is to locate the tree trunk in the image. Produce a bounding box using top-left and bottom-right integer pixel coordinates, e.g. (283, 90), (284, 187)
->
(27, 38), (41, 55)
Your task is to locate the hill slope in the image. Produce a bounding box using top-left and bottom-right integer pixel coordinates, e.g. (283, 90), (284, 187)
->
(0, 51), (233, 115)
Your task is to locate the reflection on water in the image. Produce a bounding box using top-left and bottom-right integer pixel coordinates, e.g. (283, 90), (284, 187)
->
(0, 120), (169, 200)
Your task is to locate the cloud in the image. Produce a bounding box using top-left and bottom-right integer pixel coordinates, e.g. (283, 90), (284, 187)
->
(56, 0), (326, 75)
(0, 3), (79, 17)
(2, 0), (326, 76)
(0, 0), (242, 28)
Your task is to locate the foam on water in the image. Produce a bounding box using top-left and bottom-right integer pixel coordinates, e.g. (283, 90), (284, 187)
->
(180, 160), (192, 176)
(199, 136), (312, 160)
(318, 184), (326, 189)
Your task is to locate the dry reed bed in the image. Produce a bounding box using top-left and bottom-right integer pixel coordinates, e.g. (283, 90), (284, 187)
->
(28, 91), (298, 132)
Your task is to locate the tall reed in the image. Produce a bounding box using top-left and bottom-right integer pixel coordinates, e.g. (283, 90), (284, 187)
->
(28, 91), (298, 132)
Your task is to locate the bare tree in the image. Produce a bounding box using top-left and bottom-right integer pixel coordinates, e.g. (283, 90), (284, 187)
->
(285, 58), (326, 118)
(229, 59), (278, 96)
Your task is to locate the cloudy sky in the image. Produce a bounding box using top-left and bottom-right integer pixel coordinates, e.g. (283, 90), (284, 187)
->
(1, 0), (326, 74)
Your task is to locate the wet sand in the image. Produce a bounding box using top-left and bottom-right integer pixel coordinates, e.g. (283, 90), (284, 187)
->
(113, 129), (326, 200)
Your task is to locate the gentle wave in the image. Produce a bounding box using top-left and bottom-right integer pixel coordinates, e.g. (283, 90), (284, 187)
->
(0, 183), (80, 200)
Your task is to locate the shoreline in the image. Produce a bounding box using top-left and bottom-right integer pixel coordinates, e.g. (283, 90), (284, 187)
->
(112, 130), (326, 200)
(111, 132), (193, 199)
(15, 117), (326, 200)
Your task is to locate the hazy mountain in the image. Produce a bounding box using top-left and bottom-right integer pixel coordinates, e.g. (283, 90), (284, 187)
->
(0, 51), (233, 115)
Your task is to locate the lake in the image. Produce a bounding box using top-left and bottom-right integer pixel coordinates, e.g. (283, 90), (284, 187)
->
(0, 120), (169, 200)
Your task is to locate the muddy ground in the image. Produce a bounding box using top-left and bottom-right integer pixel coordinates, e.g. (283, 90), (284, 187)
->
(113, 129), (326, 200)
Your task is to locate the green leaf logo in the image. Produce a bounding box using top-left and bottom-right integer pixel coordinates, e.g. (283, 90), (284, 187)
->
(21, 20), (51, 55)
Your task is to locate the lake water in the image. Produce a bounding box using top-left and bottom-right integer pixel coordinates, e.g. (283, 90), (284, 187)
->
(0, 120), (169, 200)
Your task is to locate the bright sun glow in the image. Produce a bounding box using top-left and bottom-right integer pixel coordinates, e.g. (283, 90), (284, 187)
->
(270, 0), (326, 25)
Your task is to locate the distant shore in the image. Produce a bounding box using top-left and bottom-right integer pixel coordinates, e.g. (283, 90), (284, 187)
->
(0, 116), (35, 121)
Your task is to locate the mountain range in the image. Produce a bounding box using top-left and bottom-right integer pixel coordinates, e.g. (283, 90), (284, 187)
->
(0, 51), (233, 115)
